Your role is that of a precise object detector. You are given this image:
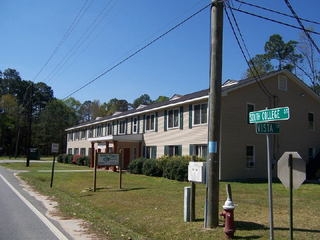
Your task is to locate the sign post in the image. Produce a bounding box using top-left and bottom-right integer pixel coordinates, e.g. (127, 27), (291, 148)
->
(93, 151), (97, 192)
(93, 153), (120, 192)
(277, 152), (306, 240)
(249, 107), (290, 240)
(50, 143), (59, 188)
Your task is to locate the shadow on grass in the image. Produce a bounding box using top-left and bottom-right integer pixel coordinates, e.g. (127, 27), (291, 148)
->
(233, 221), (265, 239)
(236, 220), (267, 230)
(190, 220), (263, 239)
(79, 187), (147, 196)
(237, 221), (320, 234)
(92, 187), (147, 192)
(232, 235), (261, 239)
(274, 227), (320, 233)
(109, 187), (147, 192)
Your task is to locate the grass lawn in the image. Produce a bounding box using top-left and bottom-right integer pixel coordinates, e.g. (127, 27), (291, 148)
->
(1, 161), (320, 240)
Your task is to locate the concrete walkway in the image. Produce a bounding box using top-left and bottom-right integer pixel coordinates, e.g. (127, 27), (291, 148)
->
(0, 160), (92, 173)
(0, 160), (49, 163)
(37, 170), (92, 172)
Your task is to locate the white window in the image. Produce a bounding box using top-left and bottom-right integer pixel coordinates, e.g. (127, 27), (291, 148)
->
(119, 120), (126, 134)
(106, 123), (113, 135)
(96, 126), (103, 137)
(190, 144), (207, 159)
(164, 145), (182, 156)
(145, 114), (155, 131)
(145, 146), (157, 159)
(74, 148), (79, 155)
(193, 103), (208, 125)
(68, 133), (73, 141)
(132, 117), (138, 133)
(168, 109), (179, 129)
(80, 148), (86, 156)
(80, 130), (86, 139)
(74, 131), (80, 140)
(88, 128), (93, 138)
(67, 148), (72, 154)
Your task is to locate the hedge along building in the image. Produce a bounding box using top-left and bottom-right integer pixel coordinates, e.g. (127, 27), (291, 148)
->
(65, 70), (320, 180)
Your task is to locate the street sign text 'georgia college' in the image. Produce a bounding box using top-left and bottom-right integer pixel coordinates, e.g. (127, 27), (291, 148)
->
(249, 107), (290, 124)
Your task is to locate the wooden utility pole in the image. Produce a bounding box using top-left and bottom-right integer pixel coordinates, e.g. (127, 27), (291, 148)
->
(205, 0), (224, 228)
(26, 83), (33, 167)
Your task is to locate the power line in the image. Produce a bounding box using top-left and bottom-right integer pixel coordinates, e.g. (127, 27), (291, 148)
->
(33, 0), (92, 81)
(283, 0), (320, 54)
(44, 0), (116, 84)
(235, 0), (320, 25)
(224, 3), (274, 99)
(229, 6), (320, 36)
(63, 2), (212, 100)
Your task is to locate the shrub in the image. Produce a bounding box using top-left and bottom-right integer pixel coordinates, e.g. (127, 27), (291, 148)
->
(162, 156), (189, 181)
(129, 155), (201, 182)
(142, 159), (162, 177)
(57, 154), (73, 164)
(65, 154), (73, 164)
(78, 156), (90, 166)
(72, 154), (81, 164)
(128, 158), (145, 174)
(57, 154), (65, 163)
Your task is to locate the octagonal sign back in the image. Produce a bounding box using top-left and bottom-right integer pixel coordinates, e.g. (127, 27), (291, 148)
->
(277, 152), (306, 189)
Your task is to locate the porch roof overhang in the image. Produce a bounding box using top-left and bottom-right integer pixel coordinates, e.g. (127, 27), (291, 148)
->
(88, 134), (143, 143)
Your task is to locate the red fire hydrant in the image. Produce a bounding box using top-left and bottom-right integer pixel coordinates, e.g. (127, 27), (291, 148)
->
(220, 184), (235, 239)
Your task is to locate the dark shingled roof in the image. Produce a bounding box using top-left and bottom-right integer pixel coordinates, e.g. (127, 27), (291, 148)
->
(68, 70), (290, 129)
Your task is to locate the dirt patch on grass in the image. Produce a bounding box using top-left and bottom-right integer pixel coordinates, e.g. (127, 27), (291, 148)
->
(16, 173), (101, 240)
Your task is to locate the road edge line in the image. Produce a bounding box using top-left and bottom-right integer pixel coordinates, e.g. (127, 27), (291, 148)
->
(0, 174), (68, 240)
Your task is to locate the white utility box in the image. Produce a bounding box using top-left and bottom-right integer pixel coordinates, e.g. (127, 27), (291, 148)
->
(188, 162), (206, 184)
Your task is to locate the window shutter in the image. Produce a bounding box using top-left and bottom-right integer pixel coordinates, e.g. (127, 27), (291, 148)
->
(179, 106), (183, 129)
(164, 145), (169, 155)
(125, 118), (128, 134)
(152, 146), (157, 159)
(155, 112), (158, 132)
(137, 116), (140, 134)
(178, 145), (182, 156)
(189, 104), (193, 129)
(114, 121), (118, 135)
(189, 144), (195, 156)
(143, 115), (146, 133)
(143, 146), (146, 158)
(164, 110), (167, 131)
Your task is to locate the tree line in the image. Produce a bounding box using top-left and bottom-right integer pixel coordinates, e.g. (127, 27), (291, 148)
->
(0, 69), (168, 157)
(245, 33), (320, 93)
(0, 33), (319, 157)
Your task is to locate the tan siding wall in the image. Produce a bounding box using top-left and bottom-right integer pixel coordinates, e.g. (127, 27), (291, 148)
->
(67, 139), (92, 154)
(220, 73), (320, 179)
(143, 104), (208, 157)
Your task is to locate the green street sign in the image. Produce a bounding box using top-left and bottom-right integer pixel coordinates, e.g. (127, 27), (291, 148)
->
(256, 123), (280, 134)
(249, 107), (290, 123)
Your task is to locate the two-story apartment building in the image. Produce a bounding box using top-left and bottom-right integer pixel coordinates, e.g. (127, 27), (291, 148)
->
(66, 70), (320, 180)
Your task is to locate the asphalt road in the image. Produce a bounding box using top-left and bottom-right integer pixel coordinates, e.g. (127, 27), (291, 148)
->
(0, 166), (71, 240)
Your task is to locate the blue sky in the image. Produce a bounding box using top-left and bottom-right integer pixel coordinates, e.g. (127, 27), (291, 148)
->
(1, 0), (319, 103)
